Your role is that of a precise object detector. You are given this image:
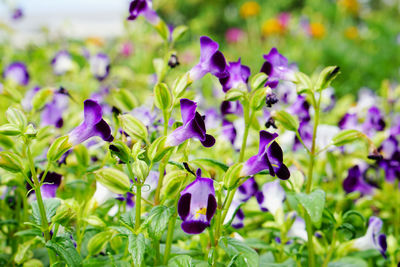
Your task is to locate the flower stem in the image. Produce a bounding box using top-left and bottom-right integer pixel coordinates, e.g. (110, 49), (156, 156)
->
(322, 229), (337, 267)
(135, 184), (142, 231)
(154, 160), (166, 205)
(26, 143), (56, 264)
(163, 210), (177, 264)
(239, 106), (253, 162)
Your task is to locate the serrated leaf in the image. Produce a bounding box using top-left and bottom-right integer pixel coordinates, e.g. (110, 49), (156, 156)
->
(31, 198), (61, 226)
(128, 233), (145, 267)
(168, 255), (193, 267)
(46, 236), (82, 267)
(219, 237), (259, 267)
(144, 205), (172, 240)
(296, 189), (325, 225)
(328, 257), (367, 267)
(120, 209), (135, 229)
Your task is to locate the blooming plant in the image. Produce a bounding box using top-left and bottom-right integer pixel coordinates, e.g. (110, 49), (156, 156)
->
(0, 1), (399, 267)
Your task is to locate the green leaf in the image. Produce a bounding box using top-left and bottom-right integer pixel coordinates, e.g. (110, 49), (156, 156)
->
(128, 233), (145, 267)
(172, 25), (188, 43)
(332, 129), (365, 147)
(120, 209), (136, 229)
(328, 257), (367, 267)
(144, 205), (172, 240)
(168, 255), (193, 267)
(46, 236), (82, 267)
(296, 189), (325, 226)
(273, 110), (299, 132)
(190, 158), (229, 172)
(219, 237), (259, 267)
(14, 229), (42, 237)
(31, 198), (61, 226)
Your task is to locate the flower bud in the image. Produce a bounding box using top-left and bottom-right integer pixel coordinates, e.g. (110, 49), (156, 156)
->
(87, 230), (114, 256)
(250, 87), (267, 111)
(52, 200), (77, 226)
(85, 215), (106, 228)
(0, 151), (23, 173)
(32, 88), (53, 111)
(94, 168), (130, 194)
(119, 114), (148, 142)
(315, 66), (340, 91)
(24, 123), (37, 138)
(272, 110), (299, 132)
(332, 129), (365, 147)
(223, 163), (244, 189)
(132, 160), (149, 184)
(0, 124), (22, 136)
(109, 141), (131, 164)
(225, 88), (245, 101)
(154, 83), (172, 111)
(250, 72), (268, 90)
(148, 136), (173, 162)
(47, 136), (72, 162)
(172, 73), (190, 98)
(161, 170), (187, 200)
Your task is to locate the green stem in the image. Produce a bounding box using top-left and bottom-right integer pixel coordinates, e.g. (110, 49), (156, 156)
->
(163, 211), (177, 264)
(135, 184), (142, 231)
(154, 159), (167, 205)
(322, 229), (336, 267)
(239, 107), (253, 162)
(163, 110), (169, 136)
(305, 213), (315, 267)
(26, 143), (56, 264)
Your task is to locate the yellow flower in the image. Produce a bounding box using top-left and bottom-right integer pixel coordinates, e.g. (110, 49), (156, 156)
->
(262, 18), (283, 36)
(85, 37), (104, 47)
(309, 22), (326, 39)
(338, 0), (360, 15)
(344, 26), (358, 40)
(240, 1), (260, 18)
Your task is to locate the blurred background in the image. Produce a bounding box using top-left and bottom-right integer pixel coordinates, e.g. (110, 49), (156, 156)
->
(1, 0), (400, 96)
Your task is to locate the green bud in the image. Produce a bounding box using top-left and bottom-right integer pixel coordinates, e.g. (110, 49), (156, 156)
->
(47, 136), (72, 162)
(154, 83), (172, 111)
(294, 72), (313, 94)
(172, 25), (188, 43)
(223, 163), (243, 189)
(0, 151), (23, 173)
(153, 58), (166, 82)
(225, 88), (246, 101)
(94, 168), (131, 194)
(148, 136), (173, 162)
(332, 129), (365, 147)
(272, 110), (299, 132)
(25, 124), (37, 138)
(131, 141), (144, 159)
(154, 19), (169, 41)
(32, 88), (53, 111)
(162, 170), (187, 200)
(109, 141), (131, 163)
(315, 66), (340, 91)
(112, 88), (138, 111)
(0, 123), (22, 136)
(52, 200), (77, 226)
(250, 72), (268, 90)
(250, 87), (267, 111)
(172, 73), (190, 98)
(85, 215), (106, 228)
(132, 160), (149, 184)
(6, 107), (27, 130)
(119, 114), (148, 142)
(110, 235), (124, 252)
(23, 259), (43, 267)
(87, 230), (114, 256)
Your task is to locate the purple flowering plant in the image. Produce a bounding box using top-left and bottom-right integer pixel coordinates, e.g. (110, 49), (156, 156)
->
(0, 3), (399, 267)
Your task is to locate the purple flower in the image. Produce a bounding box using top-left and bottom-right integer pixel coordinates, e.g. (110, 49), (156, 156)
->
(21, 86), (41, 111)
(260, 48), (296, 88)
(188, 36), (228, 81)
(256, 180), (285, 215)
(41, 90), (69, 128)
(90, 53), (110, 81)
(116, 192), (135, 209)
(362, 106), (386, 135)
(288, 95), (310, 122)
(293, 120), (312, 151)
(68, 99), (113, 145)
(236, 177), (258, 202)
(127, 0), (160, 25)
(377, 137), (400, 183)
(338, 113), (358, 130)
(3, 62), (29, 86)
(219, 58), (250, 92)
(287, 216), (308, 241)
(240, 131), (290, 180)
(343, 165), (376, 195)
(222, 119), (237, 145)
(220, 101), (243, 117)
(11, 8), (23, 20)
(353, 216), (387, 258)
(27, 172), (62, 199)
(51, 50), (74, 75)
(165, 99), (215, 147)
(177, 169), (217, 234)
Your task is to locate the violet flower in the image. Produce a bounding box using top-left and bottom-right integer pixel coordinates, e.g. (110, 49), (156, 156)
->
(177, 169), (217, 234)
(377, 137), (400, 183)
(127, 0), (160, 25)
(11, 8), (23, 20)
(116, 192), (135, 209)
(343, 165), (376, 195)
(51, 50), (74, 75)
(188, 36), (228, 81)
(21, 86), (41, 111)
(165, 99), (215, 147)
(288, 95), (310, 122)
(260, 48), (296, 88)
(220, 101), (243, 117)
(41, 90), (69, 128)
(256, 180), (285, 215)
(362, 106), (386, 135)
(240, 131), (290, 180)
(287, 215), (308, 241)
(353, 216), (387, 257)
(219, 58), (250, 92)
(27, 172), (62, 199)
(68, 99), (113, 146)
(3, 62), (29, 86)
(222, 119), (237, 145)
(90, 53), (110, 81)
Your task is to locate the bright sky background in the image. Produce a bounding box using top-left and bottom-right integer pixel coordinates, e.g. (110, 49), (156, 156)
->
(0, 0), (130, 44)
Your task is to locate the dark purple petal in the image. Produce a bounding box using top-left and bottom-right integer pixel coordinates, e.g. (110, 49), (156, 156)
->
(343, 165), (375, 195)
(94, 119), (113, 141)
(180, 99), (197, 125)
(178, 193), (191, 221)
(201, 134), (215, 147)
(259, 131), (279, 154)
(181, 220), (209, 234)
(84, 99), (103, 125)
(209, 51), (228, 78)
(206, 194), (217, 221)
(199, 36), (219, 62)
(222, 119), (237, 145)
(339, 113), (358, 130)
(219, 58), (250, 92)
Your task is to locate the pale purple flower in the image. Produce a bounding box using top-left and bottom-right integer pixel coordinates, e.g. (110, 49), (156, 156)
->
(41, 90), (69, 128)
(219, 58), (250, 92)
(260, 48), (296, 88)
(127, 0), (160, 25)
(343, 165), (376, 195)
(165, 99), (215, 147)
(11, 8), (23, 20)
(90, 53), (110, 81)
(3, 62), (29, 86)
(21, 86), (41, 111)
(353, 216), (387, 258)
(256, 180), (285, 215)
(27, 172), (62, 199)
(51, 50), (74, 75)
(287, 216), (307, 241)
(68, 99), (113, 145)
(240, 131), (290, 180)
(188, 36), (228, 81)
(177, 169), (217, 234)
